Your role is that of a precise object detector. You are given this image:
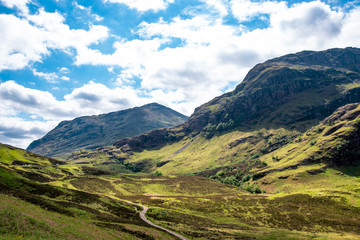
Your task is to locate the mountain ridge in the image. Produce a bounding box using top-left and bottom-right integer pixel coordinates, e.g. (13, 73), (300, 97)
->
(112, 47), (360, 152)
(27, 103), (188, 157)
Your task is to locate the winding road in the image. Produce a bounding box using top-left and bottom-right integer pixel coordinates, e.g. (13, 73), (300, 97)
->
(123, 200), (190, 240)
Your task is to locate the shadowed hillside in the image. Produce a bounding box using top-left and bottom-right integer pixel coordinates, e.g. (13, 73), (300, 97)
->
(27, 103), (188, 158)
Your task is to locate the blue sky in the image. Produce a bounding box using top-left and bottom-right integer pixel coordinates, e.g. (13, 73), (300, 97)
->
(0, 0), (359, 148)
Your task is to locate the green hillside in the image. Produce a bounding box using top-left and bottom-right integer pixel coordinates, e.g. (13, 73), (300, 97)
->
(27, 103), (188, 158)
(70, 47), (360, 175)
(2, 140), (360, 239)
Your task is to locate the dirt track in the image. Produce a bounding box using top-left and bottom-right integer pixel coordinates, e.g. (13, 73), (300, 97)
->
(124, 200), (190, 240)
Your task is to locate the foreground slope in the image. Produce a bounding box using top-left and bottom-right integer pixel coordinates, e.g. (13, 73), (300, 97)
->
(1, 143), (360, 239)
(27, 103), (188, 158)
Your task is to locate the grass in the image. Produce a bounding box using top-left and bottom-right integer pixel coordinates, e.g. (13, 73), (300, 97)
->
(0, 194), (161, 240)
(124, 192), (360, 240)
(123, 127), (298, 175)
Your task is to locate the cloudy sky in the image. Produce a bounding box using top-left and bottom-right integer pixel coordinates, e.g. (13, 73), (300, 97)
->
(0, 0), (359, 149)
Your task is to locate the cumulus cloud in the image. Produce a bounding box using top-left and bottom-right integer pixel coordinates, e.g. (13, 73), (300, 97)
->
(103, 0), (174, 12)
(230, 0), (287, 22)
(0, 5), (109, 71)
(0, 116), (58, 149)
(32, 69), (59, 83)
(200, 0), (229, 17)
(73, 2), (104, 22)
(0, 0), (30, 14)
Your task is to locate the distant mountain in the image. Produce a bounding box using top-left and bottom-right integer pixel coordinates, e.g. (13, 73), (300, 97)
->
(112, 47), (360, 151)
(27, 103), (188, 157)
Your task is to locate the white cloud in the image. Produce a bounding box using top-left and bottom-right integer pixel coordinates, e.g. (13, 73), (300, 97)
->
(0, 116), (58, 149)
(32, 69), (59, 83)
(103, 0), (174, 12)
(230, 0), (287, 22)
(0, 81), (75, 119)
(0, 0), (30, 14)
(60, 76), (70, 81)
(73, 1), (104, 22)
(200, 0), (229, 17)
(59, 67), (70, 73)
(0, 6), (109, 71)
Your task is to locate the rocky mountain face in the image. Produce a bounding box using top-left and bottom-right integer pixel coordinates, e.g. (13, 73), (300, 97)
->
(187, 47), (360, 132)
(27, 103), (188, 157)
(114, 47), (360, 151)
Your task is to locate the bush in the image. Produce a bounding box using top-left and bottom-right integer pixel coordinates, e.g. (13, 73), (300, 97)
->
(241, 174), (252, 182)
(203, 124), (216, 138)
(216, 170), (226, 177)
(154, 171), (163, 176)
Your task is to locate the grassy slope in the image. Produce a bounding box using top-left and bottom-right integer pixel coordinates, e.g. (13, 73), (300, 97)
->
(2, 141), (360, 239)
(247, 104), (360, 203)
(71, 127), (298, 175)
(0, 144), (179, 240)
(69, 77), (360, 176)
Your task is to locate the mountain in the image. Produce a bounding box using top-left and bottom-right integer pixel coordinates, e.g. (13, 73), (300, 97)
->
(69, 47), (360, 175)
(188, 47), (360, 132)
(27, 103), (188, 158)
(111, 47), (360, 152)
(200, 102), (360, 192)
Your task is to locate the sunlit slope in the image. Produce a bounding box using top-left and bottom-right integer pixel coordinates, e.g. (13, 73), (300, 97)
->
(0, 143), (247, 239)
(1, 141), (360, 239)
(0, 144), (182, 239)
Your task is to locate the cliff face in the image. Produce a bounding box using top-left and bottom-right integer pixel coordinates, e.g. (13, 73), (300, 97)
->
(114, 47), (360, 151)
(27, 103), (188, 157)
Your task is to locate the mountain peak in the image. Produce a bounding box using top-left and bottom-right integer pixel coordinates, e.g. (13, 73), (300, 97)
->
(27, 103), (188, 157)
